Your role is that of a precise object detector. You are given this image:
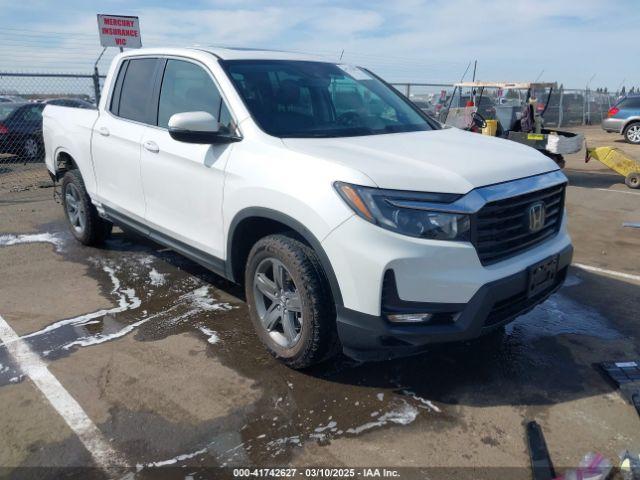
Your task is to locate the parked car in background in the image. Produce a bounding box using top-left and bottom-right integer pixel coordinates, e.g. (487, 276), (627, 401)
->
(0, 95), (26, 103)
(409, 97), (438, 119)
(43, 98), (95, 109)
(0, 102), (45, 160)
(602, 95), (640, 144)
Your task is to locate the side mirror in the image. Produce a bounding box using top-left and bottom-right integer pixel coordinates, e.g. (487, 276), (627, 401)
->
(168, 111), (239, 144)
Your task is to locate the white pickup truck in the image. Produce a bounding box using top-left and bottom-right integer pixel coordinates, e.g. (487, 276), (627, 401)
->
(43, 47), (572, 368)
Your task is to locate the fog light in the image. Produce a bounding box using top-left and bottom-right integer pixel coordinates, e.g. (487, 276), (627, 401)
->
(387, 313), (433, 323)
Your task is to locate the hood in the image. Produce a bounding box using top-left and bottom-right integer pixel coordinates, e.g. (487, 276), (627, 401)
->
(282, 128), (559, 194)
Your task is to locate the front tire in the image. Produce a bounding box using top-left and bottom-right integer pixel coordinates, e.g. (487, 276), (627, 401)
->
(62, 170), (112, 246)
(245, 234), (338, 369)
(624, 122), (640, 144)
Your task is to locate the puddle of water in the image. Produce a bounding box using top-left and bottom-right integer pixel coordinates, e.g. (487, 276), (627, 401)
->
(0, 231), (236, 385)
(507, 291), (622, 341)
(563, 273), (583, 288)
(1, 227), (633, 471)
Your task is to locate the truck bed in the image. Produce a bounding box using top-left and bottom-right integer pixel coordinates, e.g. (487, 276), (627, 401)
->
(42, 104), (99, 186)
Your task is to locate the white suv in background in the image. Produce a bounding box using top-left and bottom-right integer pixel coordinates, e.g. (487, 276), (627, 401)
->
(43, 48), (572, 368)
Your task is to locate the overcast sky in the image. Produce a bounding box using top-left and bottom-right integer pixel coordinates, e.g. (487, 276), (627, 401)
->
(0, 0), (637, 90)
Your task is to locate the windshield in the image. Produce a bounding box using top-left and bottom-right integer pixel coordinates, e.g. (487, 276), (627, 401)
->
(0, 103), (21, 121)
(223, 60), (435, 138)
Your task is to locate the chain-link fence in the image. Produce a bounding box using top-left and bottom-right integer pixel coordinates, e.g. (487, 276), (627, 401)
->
(0, 72), (104, 194)
(0, 71), (625, 196)
(392, 83), (619, 128)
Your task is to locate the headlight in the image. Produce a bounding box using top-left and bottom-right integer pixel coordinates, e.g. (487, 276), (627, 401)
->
(334, 182), (470, 241)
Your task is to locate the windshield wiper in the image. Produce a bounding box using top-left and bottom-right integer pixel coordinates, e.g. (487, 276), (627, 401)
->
(282, 127), (376, 138)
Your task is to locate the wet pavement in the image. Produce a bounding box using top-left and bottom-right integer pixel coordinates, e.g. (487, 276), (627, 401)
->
(1, 126), (640, 479)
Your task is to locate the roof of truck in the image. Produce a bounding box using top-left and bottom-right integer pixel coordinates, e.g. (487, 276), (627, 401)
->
(120, 46), (327, 62)
(203, 46), (325, 61)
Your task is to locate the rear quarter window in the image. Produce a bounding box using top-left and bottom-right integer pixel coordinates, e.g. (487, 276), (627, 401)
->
(618, 97), (640, 109)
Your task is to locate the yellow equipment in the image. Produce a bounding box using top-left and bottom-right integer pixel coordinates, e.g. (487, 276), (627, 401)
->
(586, 146), (640, 189)
(482, 119), (498, 136)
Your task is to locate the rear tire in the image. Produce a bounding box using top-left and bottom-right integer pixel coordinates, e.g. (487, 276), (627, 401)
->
(245, 234), (339, 369)
(625, 172), (640, 189)
(61, 169), (112, 246)
(624, 122), (640, 144)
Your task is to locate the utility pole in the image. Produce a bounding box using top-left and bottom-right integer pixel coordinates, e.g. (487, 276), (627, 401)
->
(471, 60), (477, 104)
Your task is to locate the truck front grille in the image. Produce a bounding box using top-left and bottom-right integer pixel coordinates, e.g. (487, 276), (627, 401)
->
(473, 183), (566, 265)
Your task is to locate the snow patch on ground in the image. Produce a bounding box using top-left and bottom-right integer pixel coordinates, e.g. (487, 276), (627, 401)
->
(198, 326), (220, 344)
(346, 402), (418, 435)
(137, 447), (208, 469)
(148, 268), (166, 286)
(182, 286), (232, 312)
(402, 390), (441, 412)
(314, 420), (337, 433)
(0, 232), (63, 250)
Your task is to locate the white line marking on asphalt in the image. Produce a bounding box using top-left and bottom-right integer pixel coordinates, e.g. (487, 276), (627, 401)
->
(574, 263), (640, 283)
(594, 188), (640, 196)
(568, 185), (640, 196)
(0, 314), (124, 472)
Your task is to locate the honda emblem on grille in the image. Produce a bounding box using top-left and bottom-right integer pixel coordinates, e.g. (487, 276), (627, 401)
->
(527, 201), (546, 232)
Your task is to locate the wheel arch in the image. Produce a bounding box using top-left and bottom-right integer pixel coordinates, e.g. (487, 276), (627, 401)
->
(622, 118), (640, 133)
(53, 149), (79, 180)
(226, 207), (343, 306)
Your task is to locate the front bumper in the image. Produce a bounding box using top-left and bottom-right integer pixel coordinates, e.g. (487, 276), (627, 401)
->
(337, 244), (573, 361)
(601, 117), (625, 133)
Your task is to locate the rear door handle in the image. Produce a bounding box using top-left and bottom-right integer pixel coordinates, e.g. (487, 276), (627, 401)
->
(97, 127), (109, 136)
(143, 140), (159, 153)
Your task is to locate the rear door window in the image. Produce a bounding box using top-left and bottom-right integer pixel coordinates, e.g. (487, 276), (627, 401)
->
(0, 104), (19, 121)
(117, 58), (159, 124)
(20, 105), (44, 122)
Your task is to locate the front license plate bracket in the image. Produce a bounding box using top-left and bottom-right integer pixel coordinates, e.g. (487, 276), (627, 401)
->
(528, 255), (559, 298)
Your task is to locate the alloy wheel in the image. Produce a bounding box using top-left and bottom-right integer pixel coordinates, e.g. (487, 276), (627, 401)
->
(627, 125), (640, 143)
(65, 183), (86, 234)
(24, 138), (38, 158)
(253, 257), (303, 348)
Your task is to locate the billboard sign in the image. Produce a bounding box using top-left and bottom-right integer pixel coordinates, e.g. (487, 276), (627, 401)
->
(97, 14), (142, 48)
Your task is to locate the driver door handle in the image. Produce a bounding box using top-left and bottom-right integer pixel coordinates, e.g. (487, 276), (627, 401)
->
(143, 140), (159, 153)
(97, 127), (109, 136)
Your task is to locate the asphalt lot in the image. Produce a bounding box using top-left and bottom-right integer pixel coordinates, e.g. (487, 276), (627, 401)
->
(1, 125), (639, 479)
